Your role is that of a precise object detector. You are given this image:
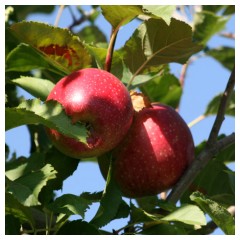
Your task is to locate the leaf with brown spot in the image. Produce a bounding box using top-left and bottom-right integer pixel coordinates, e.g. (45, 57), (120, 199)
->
(10, 21), (92, 73)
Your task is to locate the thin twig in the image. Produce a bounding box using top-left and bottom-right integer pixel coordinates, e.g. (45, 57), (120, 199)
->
(68, 9), (96, 31)
(207, 66), (235, 147)
(167, 132), (235, 204)
(167, 66), (235, 204)
(188, 114), (206, 128)
(219, 32), (235, 39)
(54, 5), (65, 27)
(179, 63), (188, 88)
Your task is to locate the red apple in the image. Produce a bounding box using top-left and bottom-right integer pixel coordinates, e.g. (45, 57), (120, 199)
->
(46, 68), (134, 158)
(99, 102), (194, 198)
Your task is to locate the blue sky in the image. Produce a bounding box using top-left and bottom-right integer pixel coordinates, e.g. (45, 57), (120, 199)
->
(5, 5), (235, 234)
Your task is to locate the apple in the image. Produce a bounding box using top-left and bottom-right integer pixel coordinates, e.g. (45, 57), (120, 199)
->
(46, 68), (134, 158)
(98, 102), (194, 198)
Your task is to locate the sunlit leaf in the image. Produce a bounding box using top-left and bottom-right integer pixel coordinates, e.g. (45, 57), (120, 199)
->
(6, 43), (68, 75)
(131, 203), (162, 223)
(162, 204), (206, 226)
(86, 44), (123, 78)
(5, 98), (87, 143)
(5, 192), (35, 228)
(141, 73), (182, 108)
(206, 46), (235, 71)
(9, 76), (55, 101)
(10, 21), (92, 73)
(205, 91), (235, 116)
(90, 160), (122, 227)
(78, 25), (107, 44)
(190, 192), (235, 235)
(101, 5), (142, 28)
(121, 18), (202, 86)
(6, 153), (45, 181)
(142, 5), (176, 24)
(7, 164), (57, 206)
(193, 11), (229, 45)
(47, 194), (91, 218)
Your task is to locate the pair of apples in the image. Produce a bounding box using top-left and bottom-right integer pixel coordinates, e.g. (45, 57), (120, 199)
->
(46, 68), (194, 198)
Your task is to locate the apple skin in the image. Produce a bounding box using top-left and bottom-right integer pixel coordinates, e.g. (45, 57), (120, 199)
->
(98, 103), (194, 198)
(46, 68), (134, 158)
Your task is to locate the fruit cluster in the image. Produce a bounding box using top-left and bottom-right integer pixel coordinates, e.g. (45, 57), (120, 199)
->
(46, 68), (194, 198)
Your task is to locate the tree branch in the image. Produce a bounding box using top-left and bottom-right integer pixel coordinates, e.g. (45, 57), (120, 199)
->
(219, 32), (235, 39)
(207, 66), (235, 147)
(167, 66), (235, 204)
(167, 133), (235, 204)
(68, 8), (96, 31)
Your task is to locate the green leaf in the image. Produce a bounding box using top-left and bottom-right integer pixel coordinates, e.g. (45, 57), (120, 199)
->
(5, 215), (21, 235)
(90, 160), (122, 227)
(57, 220), (100, 235)
(101, 5), (176, 29)
(190, 192), (235, 235)
(101, 5), (143, 28)
(78, 25), (107, 44)
(161, 204), (206, 226)
(80, 191), (103, 202)
(193, 11), (230, 45)
(86, 44), (123, 78)
(142, 5), (176, 25)
(6, 43), (67, 75)
(6, 152), (45, 181)
(205, 91), (235, 116)
(9, 76), (55, 101)
(136, 195), (159, 212)
(131, 203), (162, 223)
(121, 62), (166, 89)
(206, 46), (235, 71)
(11, 5), (55, 21)
(47, 194), (91, 218)
(121, 18), (202, 86)
(202, 5), (235, 16)
(6, 164), (57, 206)
(10, 21), (92, 73)
(140, 73), (182, 108)
(139, 223), (186, 235)
(45, 147), (80, 190)
(5, 98), (88, 143)
(181, 136), (235, 206)
(136, 196), (176, 213)
(131, 202), (206, 226)
(115, 200), (130, 220)
(5, 192), (35, 228)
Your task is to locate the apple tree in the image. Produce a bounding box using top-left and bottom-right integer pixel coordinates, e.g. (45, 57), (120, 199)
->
(5, 5), (235, 235)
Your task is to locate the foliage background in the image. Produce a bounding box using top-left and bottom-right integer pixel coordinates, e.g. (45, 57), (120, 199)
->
(5, 4), (235, 235)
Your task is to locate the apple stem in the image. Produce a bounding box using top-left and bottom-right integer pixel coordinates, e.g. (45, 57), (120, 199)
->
(104, 27), (119, 72)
